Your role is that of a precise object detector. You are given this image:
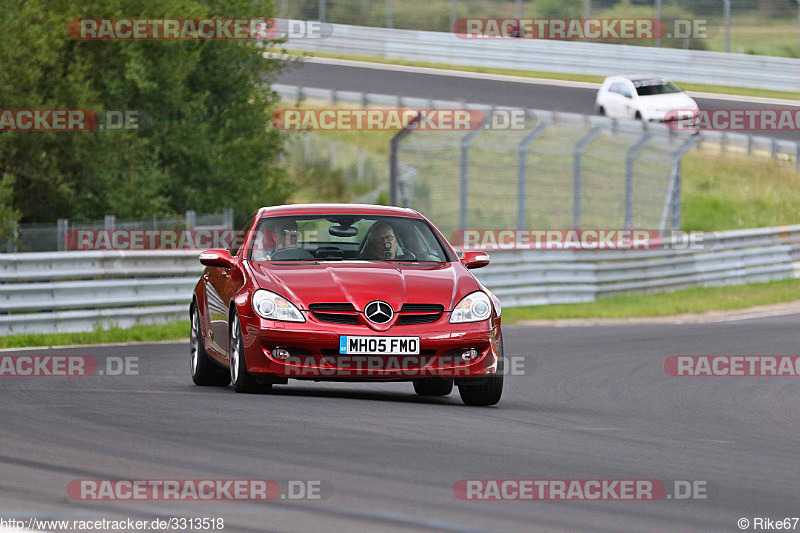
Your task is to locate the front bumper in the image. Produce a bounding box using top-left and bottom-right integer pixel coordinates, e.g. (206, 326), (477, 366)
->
(239, 316), (500, 381)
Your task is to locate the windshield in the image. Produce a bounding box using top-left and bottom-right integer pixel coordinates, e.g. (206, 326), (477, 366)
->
(247, 215), (452, 262)
(634, 80), (682, 96)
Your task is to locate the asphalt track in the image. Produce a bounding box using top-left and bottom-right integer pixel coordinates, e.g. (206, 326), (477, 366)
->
(274, 60), (800, 142)
(1, 315), (799, 532)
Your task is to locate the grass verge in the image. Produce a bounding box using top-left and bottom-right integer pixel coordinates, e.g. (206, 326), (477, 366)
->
(0, 321), (189, 350)
(502, 278), (800, 323)
(289, 50), (800, 102)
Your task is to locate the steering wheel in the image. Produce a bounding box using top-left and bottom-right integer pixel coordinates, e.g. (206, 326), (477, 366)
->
(269, 247), (315, 261)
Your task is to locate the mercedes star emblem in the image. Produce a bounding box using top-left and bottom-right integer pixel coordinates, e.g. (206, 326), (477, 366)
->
(364, 300), (393, 324)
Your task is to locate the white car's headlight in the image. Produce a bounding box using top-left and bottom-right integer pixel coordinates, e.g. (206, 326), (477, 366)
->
(450, 291), (493, 323)
(252, 289), (305, 322)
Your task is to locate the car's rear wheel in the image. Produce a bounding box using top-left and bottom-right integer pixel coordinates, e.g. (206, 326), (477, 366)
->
(229, 312), (271, 394)
(191, 305), (230, 387)
(413, 379), (453, 397)
(458, 334), (504, 406)
(597, 105), (605, 116)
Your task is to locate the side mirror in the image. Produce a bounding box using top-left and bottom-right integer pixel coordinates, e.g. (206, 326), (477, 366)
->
(199, 249), (234, 268)
(460, 251), (490, 269)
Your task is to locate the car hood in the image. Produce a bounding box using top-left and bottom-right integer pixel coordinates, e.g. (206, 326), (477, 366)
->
(638, 92), (696, 110)
(246, 261), (481, 312)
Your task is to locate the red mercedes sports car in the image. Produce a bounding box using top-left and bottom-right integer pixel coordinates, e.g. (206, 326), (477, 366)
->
(190, 204), (503, 406)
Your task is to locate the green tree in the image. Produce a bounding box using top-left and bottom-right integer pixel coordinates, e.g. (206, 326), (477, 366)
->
(0, 0), (289, 224)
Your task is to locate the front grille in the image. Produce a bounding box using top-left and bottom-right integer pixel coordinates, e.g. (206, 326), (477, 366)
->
(399, 303), (444, 325)
(401, 304), (444, 313)
(309, 303), (355, 312)
(399, 314), (440, 325)
(312, 312), (359, 325)
(309, 303), (358, 324)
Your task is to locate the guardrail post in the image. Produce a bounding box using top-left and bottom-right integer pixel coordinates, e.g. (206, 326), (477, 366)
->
(57, 219), (68, 252)
(625, 133), (652, 230)
(185, 210), (195, 230)
(389, 114), (420, 206)
(459, 121), (486, 231)
(329, 141), (336, 170)
(572, 126), (602, 229)
(303, 135), (311, 161)
(104, 215), (115, 231)
(386, 0), (393, 28)
(747, 134), (753, 156)
(223, 208), (234, 230)
(517, 123), (548, 230)
(771, 137), (778, 159)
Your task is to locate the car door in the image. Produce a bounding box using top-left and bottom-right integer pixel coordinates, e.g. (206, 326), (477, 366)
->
(204, 216), (253, 357)
(616, 82), (637, 119)
(604, 83), (627, 118)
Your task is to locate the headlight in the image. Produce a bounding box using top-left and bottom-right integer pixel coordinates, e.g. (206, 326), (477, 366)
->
(252, 290), (305, 322)
(450, 291), (493, 323)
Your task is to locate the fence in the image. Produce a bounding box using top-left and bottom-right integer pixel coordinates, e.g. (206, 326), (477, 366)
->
(274, 84), (800, 169)
(278, 19), (800, 92)
(274, 84), (800, 236)
(4, 210), (234, 254)
(276, 1), (800, 57)
(282, 133), (388, 203)
(1, 225), (798, 335)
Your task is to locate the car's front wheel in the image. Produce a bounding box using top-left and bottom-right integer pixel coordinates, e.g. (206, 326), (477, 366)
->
(191, 305), (230, 387)
(413, 379), (453, 397)
(458, 334), (504, 406)
(229, 311), (271, 394)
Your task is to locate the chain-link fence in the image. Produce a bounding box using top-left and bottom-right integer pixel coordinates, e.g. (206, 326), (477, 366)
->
(390, 111), (698, 237)
(282, 132), (388, 204)
(4, 210), (233, 253)
(279, 0), (800, 57)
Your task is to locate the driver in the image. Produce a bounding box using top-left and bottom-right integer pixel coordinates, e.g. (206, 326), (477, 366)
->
(264, 219), (299, 260)
(364, 222), (398, 260)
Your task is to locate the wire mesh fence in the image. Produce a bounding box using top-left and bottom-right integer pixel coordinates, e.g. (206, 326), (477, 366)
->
(282, 132), (388, 203)
(391, 112), (697, 237)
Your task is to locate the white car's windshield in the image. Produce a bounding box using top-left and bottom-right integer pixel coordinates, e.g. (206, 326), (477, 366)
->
(634, 80), (682, 96)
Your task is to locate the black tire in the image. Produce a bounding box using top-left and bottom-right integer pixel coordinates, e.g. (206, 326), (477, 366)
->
(458, 334), (504, 406)
(229, 311), (271, 394)
(635, 111), (642, 120)
(190, 305), (230, 387)
(597, 105), (605, 116)
(413, 379), (453, 397)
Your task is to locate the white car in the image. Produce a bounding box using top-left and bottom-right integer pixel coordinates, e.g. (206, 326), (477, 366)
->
(595, 75), (699, 122)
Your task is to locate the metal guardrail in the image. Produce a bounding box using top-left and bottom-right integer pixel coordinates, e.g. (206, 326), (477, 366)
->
(472, 225), (800, 307)
(1, 225), (799, 335)
(280, 20), (800, 92)
(0, 251), (203, 335)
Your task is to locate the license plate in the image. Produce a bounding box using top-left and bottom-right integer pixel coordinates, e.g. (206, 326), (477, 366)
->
(339, 336), (420, 355)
